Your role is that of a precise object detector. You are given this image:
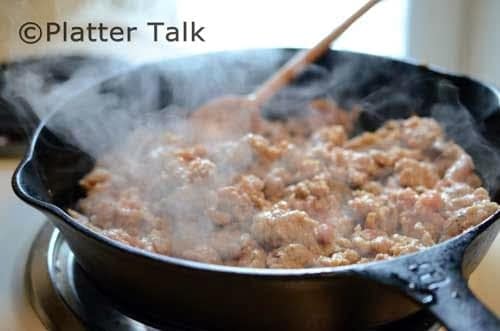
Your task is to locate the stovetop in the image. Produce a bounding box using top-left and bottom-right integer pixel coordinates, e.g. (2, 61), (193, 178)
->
(26, 222), (441, 331)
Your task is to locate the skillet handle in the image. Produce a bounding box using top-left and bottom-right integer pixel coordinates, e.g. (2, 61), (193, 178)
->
(362, 218), (500, 331)
(368, 257), (500, 331)
(411, 219), (500, 331)
(424, 265), (499, 331)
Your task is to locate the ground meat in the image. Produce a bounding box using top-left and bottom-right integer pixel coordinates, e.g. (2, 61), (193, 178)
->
(185, 158), (216, 183)
(175, 145), (207, 162)
(236, 246), (267, 268)
(181, 245), (222, 264)
(315, 249), (361, 267)
(79, 167), (111, 191)
(395, 158), (439, 189)
(400, 116), (443, 150)
(311, 125), (347, 149)
(267, 244), (315, 268)
(246, 134), (285, 162)
(75, 111), (499, 269)
(285, 177), (338, 220)
(251, 203), (320, 251)
(101, 228), (141, 246)
(314, 223), (336, 245)
(351, 227), (393, 256)
(212, 186), (254, 224)
(147, 229), (172, 254)
(390, 234), (427, 256)
(443, 199), (499, 239)
(263, 168), (289, 200)
(444, 151), (482, 187)
(209, 229), (247, 260)
(231, 234), (267, 268)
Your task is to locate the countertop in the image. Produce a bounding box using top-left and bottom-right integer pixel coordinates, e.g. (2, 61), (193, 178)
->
(0, 158), (498, 330)
(0, 159), (44, 330)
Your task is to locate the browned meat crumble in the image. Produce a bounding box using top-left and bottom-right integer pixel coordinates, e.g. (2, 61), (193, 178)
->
(71, 101), (499, 268)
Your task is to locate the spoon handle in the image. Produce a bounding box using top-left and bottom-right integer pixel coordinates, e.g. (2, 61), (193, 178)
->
(251, 0), (382, 107)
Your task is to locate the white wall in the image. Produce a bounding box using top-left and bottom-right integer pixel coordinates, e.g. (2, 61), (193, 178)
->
(464, 0), (500, 87)
(408, 0), (500, 87)
(407, 0), (468, 72)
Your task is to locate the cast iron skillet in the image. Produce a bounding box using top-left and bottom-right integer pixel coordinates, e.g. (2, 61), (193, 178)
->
(10, 49), (500, 330)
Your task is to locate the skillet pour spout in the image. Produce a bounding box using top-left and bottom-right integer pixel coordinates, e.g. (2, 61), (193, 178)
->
(10, 49), (500, 330)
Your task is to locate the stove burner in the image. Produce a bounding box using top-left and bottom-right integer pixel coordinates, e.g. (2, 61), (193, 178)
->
(26, 222), (442, 331)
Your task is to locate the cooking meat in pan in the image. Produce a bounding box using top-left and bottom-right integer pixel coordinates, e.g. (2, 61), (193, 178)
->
(70, 99), (499, 268)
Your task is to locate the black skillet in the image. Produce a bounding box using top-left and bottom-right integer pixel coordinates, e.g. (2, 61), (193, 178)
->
(10, 49), (500, 330)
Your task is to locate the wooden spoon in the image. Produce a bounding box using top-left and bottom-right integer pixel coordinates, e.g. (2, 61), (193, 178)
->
(191, 0), (381, 139)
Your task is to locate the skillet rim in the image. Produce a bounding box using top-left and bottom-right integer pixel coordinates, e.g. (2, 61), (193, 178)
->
(11, 48), (500, 278)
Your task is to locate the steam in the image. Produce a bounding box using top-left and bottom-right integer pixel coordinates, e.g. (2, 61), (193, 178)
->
(430, 81), (500, 193)
(2, 44), (500, 258)
(2, 49), (500, 194)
